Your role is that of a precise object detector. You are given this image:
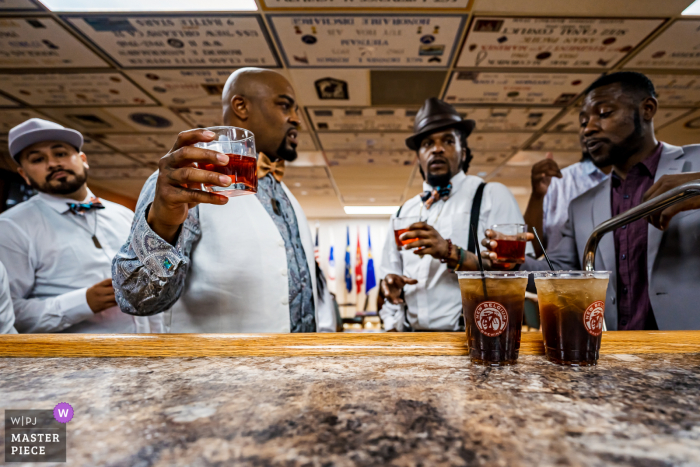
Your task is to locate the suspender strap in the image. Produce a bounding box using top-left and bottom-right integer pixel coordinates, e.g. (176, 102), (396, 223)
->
(467, 182), (486, 255)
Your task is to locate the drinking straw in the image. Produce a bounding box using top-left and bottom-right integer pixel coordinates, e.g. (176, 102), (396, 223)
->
(532, 227), (555, 271)
(470, 223), (489, 300)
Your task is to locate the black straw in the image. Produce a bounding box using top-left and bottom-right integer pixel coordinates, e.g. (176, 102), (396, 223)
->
(470, 223), (488, 300)
(533, 227), (555, 271)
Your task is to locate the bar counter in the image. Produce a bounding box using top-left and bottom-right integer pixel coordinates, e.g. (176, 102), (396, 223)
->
(2, 331), (700, 466)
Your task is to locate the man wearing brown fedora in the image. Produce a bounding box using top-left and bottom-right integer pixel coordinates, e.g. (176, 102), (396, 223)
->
(379, 98), (531, 331)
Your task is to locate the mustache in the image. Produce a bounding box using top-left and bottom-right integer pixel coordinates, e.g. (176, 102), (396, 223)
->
(46, 167), (76, 182)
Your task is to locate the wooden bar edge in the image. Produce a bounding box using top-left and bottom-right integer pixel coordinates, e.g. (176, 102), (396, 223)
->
(0, 331), (699, 358)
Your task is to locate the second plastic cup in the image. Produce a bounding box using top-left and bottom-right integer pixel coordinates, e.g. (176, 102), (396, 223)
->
(457, 271), (529, 366)
(533, 271), (610, 366)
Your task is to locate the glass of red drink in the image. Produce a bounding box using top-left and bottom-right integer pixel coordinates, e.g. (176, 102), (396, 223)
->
(392, 216), (421, 250)
(194, 126), (257, 198)
(491, 224), (528, 264)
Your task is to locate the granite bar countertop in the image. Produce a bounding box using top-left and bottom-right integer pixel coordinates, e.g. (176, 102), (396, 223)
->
(2, 354), (700, 466)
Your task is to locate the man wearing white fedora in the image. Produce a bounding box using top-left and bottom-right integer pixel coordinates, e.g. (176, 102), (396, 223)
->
(0, 118), (158, 333)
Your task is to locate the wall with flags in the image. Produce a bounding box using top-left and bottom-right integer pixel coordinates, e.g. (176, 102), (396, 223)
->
(309, 218), (390, 317)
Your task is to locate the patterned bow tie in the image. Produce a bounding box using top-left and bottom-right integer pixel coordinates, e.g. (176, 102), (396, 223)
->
(67, 197), (105, 216)
(257, 152), (286, 182)
(421, 184), (452, 209)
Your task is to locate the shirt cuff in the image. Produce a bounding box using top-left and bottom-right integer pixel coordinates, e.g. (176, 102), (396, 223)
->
(379, 302), (405, 332)
(130, 203), (187, 278)
(56, 287), (95, 326)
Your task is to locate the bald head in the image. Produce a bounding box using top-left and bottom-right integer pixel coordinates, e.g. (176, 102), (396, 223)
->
(220, 68), (300, 161)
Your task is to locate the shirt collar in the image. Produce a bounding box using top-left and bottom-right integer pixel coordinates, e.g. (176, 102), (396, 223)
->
(422, 171), (467, 193)
(37, 188), (96, 214)
(611, 142), (664, 181)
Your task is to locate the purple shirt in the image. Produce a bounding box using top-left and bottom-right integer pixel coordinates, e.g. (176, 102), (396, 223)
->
(610, 143), (663, 331)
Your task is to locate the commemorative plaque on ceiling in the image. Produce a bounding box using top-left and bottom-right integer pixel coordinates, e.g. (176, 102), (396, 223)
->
(650, 74), (700, 107)
(308, 107), (416, 132)
(269, 15), (464, 68)
(65, 15), (277, 68)
(444, 72), (598, 105)
(457, 17), (662, 69)
(548, 107), (692, 133)
(0, 17), (107, 69)
(456, 107), (560, 132)
(0, 108), (47, 132)
(40, 106), (188, 134)
(0, 73), (155, 107)
(625, 21), (700, 70)
(261, 0), (470, 8)
(290, 69), (369, 106)
(468, 132), (531, 151)
(126, 69), (237, 107)
(0, 95), (18, 107)
(318, 132), (411, 151)
(0, 0), (40, 10)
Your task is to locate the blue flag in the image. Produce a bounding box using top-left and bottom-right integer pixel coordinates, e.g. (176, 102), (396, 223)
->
(365, 226), (377, 292)
(344, 227), (352, 293)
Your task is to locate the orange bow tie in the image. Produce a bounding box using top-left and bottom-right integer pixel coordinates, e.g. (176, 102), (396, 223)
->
(256, 153), (286, 182)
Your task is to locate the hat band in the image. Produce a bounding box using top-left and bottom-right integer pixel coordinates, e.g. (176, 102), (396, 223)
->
(415, 113), (463, 133)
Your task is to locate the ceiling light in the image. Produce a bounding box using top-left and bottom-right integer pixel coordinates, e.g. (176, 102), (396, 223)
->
(683, 0), (700, 14)
(40, 0), (257, 12)
(344, 206), (399, 215)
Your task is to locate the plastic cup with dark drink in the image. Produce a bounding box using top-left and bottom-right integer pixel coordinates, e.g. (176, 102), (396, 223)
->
(533, 271), (610, 366)
(392, 216), (422, 250)
(194, 126), (257, 198)
(457, 271), (529, 366)
(491, 224), (528, 264)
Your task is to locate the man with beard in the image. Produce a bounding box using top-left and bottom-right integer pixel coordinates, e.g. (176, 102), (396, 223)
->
(523, 147), (611, 257)
(378, 98), (530, 331)
(0, 119), (154, 333)
(482, 72), (700, 331)
(112, 68), (336, 333)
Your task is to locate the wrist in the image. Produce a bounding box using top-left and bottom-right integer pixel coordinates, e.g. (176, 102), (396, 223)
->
(147, 202), (183, 244)
(529, 191), (546, 201)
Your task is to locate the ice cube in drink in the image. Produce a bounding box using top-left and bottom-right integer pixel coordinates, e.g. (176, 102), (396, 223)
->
(457, 271), (529, 366)
(202, 153), (257, 197)
(534, 271), (610, 366)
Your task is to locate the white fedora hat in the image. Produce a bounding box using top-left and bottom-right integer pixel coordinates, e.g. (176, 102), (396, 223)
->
(9, 118), (83, 162)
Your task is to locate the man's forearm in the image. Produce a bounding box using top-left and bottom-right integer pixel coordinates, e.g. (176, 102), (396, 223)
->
(524, 194), (545, 257)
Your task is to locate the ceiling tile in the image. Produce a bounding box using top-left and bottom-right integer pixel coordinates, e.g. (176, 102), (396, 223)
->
(41, 106), (188, 134)
(444, 72), (599, 106)
(269, 15), (464, 68)
(262, 0), (469, 8)
(82, 136), (114, 153)
(0, 73), (155, 107)
(330, 164), (413, 203)
(371, 70), (447, 106)
(92, 133), (174, 152)
(297, 132), (317, 151)
(458, 17), (663, 69)
(471, 0), (691, 17)
(0, 17), (107, 68)
(469, 132), (531, 151)
(459, 106), (561, 131)
(649, 74), (700, 107)
(289, 69), (369, 107)
(176, 107), (222, 128)
(125, 69), (237, 107)
(318, 132), (411, 151)
(528, 133), (580, 152)
(0, 95), (19, 107)
(470, 149), (511, 165)
(0, 108), (49, 132)
(288, 151), (327, 167)
(308, 107), (416, 132)
(625, 20), (700, 70)
(326, 150), (415, 166)
(0, 0), (41, 10)
(89, 166), (155, 180)
(548, 106), (692, 133)
(65, 15), (277, 69)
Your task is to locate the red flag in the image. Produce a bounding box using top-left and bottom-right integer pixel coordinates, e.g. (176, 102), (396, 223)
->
(355, 227), (363, 294)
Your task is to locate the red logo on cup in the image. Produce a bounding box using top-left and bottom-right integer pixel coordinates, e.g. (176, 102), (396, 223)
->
(583, 300), (605, 336)
(474, 301), (509, 337)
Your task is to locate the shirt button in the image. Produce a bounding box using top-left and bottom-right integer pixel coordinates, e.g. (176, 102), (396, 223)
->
(281, 269), (287, 277)
(624, 194), (630, 199)
(281, 297), (289, 306)
(623, 287), (628, 293)
(278, 240), (285, 247)
(622, 225), (627, 230)
(620, 319), (628, 326)
(621, 254), (626, 260)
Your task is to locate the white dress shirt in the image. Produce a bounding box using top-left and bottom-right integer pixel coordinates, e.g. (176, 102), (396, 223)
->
(542, 159), (608, 251)
(379, 172), (532, 331)
(0, 261), (17, 334)
(0, 188), (157, 333)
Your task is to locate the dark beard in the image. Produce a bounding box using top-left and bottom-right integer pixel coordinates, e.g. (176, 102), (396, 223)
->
(426, 170), (452, 188)
(591, 110), (644, 168)
(28, 167), (88, 195)
(275, 136), (297, 162)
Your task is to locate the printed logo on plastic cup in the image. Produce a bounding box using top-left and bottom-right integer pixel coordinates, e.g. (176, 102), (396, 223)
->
(475, 301), (509, 337)
(583, 300), (605, 336)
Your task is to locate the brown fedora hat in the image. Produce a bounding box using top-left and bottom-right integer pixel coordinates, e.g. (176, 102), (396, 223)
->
(405, 98), (476, 151)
